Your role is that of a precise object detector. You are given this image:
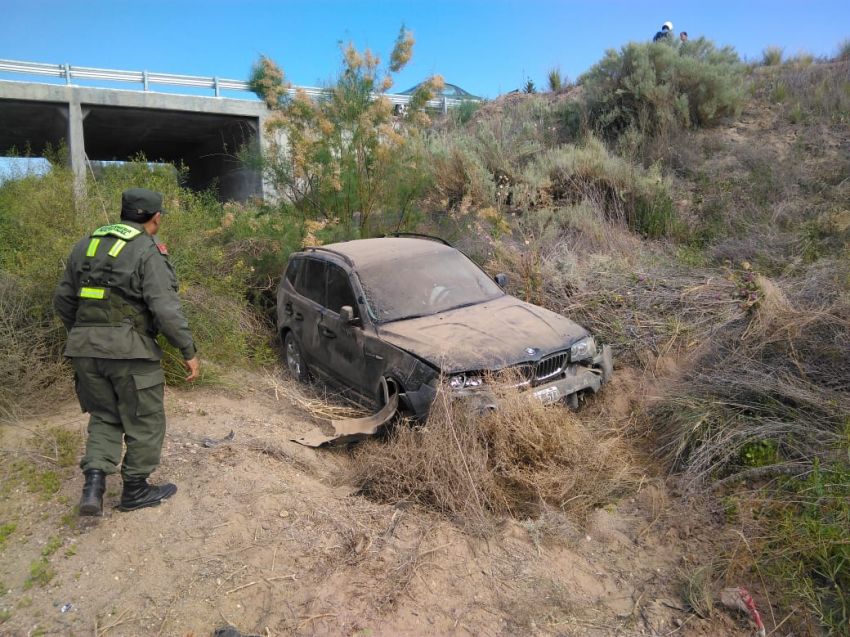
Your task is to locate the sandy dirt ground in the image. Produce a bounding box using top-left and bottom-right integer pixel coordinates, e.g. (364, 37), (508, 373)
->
(1, 369), (762, 636)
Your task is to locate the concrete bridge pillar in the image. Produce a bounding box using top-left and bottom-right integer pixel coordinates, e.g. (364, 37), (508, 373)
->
(66, 97), (88, 199)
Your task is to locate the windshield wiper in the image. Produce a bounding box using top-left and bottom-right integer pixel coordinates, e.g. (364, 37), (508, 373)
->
(441, 299), (489, 313)
(383, 298), (494, 323)
(382, 311), (436, 323)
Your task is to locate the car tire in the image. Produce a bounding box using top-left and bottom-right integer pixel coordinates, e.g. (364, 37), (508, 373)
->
(283, 331), (309, 382)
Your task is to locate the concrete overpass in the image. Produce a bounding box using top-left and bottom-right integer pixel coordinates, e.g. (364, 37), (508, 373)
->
(0, 79), (268, 201)
(0, 58), (476, 201)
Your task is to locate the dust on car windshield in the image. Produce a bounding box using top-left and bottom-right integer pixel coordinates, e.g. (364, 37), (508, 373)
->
(358, 250), (504, 323)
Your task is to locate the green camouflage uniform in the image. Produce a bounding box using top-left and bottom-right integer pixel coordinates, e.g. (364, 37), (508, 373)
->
(54, 221), (196, 479)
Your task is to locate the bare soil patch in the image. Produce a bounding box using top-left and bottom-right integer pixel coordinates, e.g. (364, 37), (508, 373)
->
(1, 370), (757, 636)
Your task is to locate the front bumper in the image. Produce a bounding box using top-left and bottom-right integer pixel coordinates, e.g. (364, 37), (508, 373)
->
(528, 344), (612, 405)
(452, 344), (614, 411)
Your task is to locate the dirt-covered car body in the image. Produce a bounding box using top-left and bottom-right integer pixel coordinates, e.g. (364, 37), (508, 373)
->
(276, 237), (612, 418)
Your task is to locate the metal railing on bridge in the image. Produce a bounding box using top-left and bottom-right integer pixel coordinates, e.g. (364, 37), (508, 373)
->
(0, 58), (471, 112)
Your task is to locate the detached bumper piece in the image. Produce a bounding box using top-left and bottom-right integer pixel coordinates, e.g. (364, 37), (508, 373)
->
(293, 379), (399, 447)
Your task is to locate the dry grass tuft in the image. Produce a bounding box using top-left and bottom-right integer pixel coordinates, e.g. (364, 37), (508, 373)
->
(347, 382), (636, 533)
(680, 562), (715, 619)
(264, 369), (370, 421)
(651, 268), (850, 485)
(0, 273), (69, 421)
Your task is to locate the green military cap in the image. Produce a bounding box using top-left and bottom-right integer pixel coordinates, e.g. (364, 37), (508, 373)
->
(121, 188), (167, 219)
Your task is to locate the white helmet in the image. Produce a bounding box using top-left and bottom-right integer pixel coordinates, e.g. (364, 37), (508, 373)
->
(662, 21), (673, 31)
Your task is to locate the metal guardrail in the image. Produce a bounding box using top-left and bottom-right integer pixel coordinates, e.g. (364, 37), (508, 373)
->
(0, 58), (469, 111)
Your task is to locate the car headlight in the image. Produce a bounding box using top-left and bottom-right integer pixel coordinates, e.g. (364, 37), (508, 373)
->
(570, 336), (597, 362)
(448, 374), (484, 390)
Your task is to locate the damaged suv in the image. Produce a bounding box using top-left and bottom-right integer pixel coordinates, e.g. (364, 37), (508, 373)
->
(277, 236), (612, 422)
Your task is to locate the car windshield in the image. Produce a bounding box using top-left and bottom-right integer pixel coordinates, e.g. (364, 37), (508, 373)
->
(357, 249), (504, 323)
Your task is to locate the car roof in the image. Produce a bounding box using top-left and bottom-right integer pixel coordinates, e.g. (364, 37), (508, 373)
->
(307, 237), (456, 268)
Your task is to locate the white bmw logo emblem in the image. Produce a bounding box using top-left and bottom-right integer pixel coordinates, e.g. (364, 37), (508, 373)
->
(526, 347), (537, 355)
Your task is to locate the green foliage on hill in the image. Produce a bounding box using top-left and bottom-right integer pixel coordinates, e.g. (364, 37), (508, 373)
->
(579, 38), (746, 154)
(0, 160), (298, 415)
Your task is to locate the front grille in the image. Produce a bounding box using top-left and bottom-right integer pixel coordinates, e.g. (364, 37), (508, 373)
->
(534, 351), (568, 382)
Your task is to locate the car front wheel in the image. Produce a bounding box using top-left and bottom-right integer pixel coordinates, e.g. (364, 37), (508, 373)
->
(283, 331), (309, 382)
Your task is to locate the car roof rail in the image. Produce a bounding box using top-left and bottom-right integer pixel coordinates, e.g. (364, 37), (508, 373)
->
(386, 232), (453, 247)
(303, 245), (354, 266)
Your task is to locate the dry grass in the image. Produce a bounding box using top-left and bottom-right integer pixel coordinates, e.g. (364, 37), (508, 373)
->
(347, 382), (636, 534)
(264, 369), (370, 421)
(0, 273), (69, 421)
(680, 562), (716, 619)
(651, 268), (850, 485)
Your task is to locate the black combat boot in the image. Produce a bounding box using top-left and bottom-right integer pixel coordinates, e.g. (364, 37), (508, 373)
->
(79, 469), (106, 516)
(118, 476), (177, 512)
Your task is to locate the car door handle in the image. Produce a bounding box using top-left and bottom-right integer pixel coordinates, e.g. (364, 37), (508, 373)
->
(320, 327), (336, 339)
(365, 351), (383, 361)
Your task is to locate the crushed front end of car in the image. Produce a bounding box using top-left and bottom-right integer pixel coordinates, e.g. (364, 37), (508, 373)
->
(446, 337), (613, 411)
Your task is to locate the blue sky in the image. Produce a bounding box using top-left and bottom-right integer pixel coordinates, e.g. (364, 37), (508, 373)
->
(2, 1), (849, 99)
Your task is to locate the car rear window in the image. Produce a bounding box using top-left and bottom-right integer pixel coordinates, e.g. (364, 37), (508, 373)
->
(296, 258), (326, 305)
(284, 257), (302, 286)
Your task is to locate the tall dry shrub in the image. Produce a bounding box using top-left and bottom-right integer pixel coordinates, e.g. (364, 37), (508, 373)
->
(348, 383), (635, 532)
(654, 263), (850, 636)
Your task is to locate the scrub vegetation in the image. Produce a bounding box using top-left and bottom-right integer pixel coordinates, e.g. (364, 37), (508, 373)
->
(1, 31), (849, 634)
(348, 382), (636, 535)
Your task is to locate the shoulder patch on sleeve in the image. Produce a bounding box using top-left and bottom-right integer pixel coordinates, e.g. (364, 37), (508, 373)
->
(157, 243), (169, 256)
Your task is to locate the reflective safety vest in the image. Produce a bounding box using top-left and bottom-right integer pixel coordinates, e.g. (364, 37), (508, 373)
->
(73, 224), (155, 336)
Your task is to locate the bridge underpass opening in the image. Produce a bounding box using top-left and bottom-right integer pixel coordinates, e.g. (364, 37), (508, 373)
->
(0, 97), (263, 201)
(0, 99), (66, 182)
(81, 105), (262, 201)
(0, 99), (69, 157)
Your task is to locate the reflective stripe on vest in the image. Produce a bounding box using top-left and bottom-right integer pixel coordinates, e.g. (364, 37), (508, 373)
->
(79, 286), (106, 300)
(86, 238), (101, 258)
(91, 224), (142, 240)
(108, 239), (127, 258)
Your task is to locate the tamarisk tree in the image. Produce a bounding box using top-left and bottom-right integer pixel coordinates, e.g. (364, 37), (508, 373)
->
(250, 27), (443, 235)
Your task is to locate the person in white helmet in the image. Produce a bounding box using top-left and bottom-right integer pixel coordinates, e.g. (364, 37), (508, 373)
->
(653, 21), (674, 43)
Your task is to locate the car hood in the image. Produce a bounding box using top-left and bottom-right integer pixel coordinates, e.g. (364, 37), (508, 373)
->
(377, 295), (589, 373)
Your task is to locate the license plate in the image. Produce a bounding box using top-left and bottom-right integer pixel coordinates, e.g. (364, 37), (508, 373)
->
(533, 385), (561, 404)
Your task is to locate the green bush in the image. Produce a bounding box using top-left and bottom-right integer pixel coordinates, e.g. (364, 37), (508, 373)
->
(547, 67), (563, 92)
(579, 38), (745, 153)
(0, 160), (296, 413)
(426, 132), (495, 210)
(453, 99), (482, 125)
(428, 95), (567, 210)
(762, 45), (784, 66)
(759, 461), (850, 635)
(520, 137), (674, 237)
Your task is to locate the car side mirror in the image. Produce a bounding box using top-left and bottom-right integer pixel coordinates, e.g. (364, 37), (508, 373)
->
(340, 305), (360, 327)
(494, 273), (509, 288)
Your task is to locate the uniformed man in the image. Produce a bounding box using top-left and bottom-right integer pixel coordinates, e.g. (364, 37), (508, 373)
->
(54, 188), (199, 516)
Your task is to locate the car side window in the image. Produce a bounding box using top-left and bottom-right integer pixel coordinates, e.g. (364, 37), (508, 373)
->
(284, 257), (302, 287)
(326, 264), (358, 316)
(296, 258), (326, 306)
